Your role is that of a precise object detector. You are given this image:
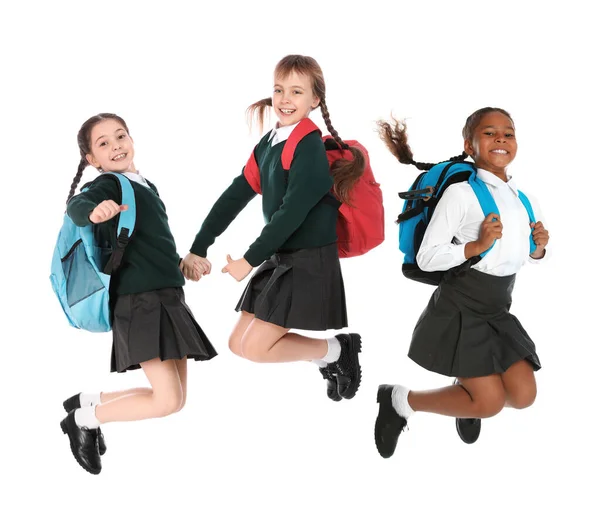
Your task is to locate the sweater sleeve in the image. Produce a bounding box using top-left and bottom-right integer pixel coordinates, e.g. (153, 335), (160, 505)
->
(243, 132), (333, 266)
(66, 175), (122, 227)
(190, 171), (257, 257)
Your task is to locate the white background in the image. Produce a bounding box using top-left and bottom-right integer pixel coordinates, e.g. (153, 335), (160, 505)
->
(1, 1), (598, 515)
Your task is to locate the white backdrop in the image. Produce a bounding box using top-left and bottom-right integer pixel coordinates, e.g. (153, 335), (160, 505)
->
(1, 1), (597, 515)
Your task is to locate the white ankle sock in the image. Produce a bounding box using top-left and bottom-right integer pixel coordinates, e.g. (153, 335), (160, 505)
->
(391, 385), (415, 418)
(311, 359), (328, 368)
(74, 406), (101, 429)
(321, 337), (341, 364)
(79, 392), (102, 407)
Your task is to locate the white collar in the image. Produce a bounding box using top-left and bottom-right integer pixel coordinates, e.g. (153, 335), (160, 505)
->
(268, 121), (300, 145)
(477, 168), (519, 197)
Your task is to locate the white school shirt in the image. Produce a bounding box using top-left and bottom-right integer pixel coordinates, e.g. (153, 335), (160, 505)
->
(416, 168), (549, 277)
(268, 121), (300, 146)
(123, 171), (151, 189)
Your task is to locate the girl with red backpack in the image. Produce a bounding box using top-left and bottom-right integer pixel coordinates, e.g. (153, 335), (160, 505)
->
(182, 54), (382, 402)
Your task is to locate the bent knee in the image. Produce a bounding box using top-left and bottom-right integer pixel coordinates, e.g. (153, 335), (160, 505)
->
(474, 392), (505, 418)
(241, 345), (269, 363)
(154, 391), (184, 417)
(509, 386), (537, 410)
(228, 335), (244, 357)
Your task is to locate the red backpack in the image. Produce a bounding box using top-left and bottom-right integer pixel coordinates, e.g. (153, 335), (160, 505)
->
(243, 118), (384, 258)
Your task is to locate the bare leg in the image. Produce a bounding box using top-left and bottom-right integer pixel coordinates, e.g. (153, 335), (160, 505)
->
(228, 311), (255, 357)
(407, 374), (506, 419)
(239, 318), (328, 363)
(502, 359), (537, 409)
(95, 358), (183, 424)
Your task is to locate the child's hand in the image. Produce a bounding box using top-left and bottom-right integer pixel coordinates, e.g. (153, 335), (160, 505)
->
(530, 221), (549, 259)
(180, 253), (211, 281)
(476, 213), (503, 254)
(222, 255), (253, 282)
(89, 200), (128, 224)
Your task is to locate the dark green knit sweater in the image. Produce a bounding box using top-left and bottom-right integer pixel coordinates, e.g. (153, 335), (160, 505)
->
(191, 131), (339, 266)
(67, 174), (184, 295)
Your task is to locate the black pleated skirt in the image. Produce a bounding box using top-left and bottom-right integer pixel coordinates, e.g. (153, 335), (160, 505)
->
(236, 243), (348, 330)
(408, 268), (541, 378)
(110, 287), (217, 373)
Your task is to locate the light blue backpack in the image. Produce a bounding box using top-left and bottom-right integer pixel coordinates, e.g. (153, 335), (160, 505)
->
(398, 160), (536, 285)
(50, 173), (136, 332)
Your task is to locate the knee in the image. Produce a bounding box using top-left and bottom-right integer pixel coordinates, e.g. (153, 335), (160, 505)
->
(474, 391), (505, 418)
(241, 344), (269, 363)
(228, 335), (244, 357)
(509, 385), (537, 410)
(154, 390), (184, 417)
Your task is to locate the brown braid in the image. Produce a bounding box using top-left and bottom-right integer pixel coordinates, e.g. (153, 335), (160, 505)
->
(67, 113), (130, 205)
(377, 117), (467, 171)
(320, 98), (365, 204)
(67, 159), (88, 204)
(246, 97), (273, 133)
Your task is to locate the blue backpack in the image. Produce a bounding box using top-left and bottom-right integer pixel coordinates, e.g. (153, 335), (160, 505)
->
(50, 173), (137, 332)
(398, 160), (536, 285)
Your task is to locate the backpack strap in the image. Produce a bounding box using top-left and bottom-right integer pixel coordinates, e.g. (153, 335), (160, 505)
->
(281, 118), (322, 171)
(517, 191), (537, 254)
(467, 174), (500, 258)
(243, 148), (262, 194)
(102, 173), (137, 274)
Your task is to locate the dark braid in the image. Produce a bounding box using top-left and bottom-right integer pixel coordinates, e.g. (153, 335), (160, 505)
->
(67, 113), (130, 205)
(377, 117), (467, 171)
(319, 98), (365, 205)
(246, 97), (273, 133)
(66, 159), (88, 204)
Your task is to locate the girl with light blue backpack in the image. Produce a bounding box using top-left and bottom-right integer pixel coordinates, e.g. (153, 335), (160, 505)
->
(55, 113), (217, 475)
(373, 108), (550, 458)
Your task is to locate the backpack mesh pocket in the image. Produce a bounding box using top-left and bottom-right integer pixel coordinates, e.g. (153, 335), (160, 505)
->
(61, 240), (104, 307)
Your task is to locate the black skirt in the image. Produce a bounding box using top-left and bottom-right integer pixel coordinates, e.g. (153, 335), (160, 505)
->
(110, 287), (217, 373)
(408, 268), (541, 378)
(236, 243), (348, 331)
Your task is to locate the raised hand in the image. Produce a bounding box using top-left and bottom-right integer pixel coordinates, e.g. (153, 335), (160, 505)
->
(89, 200), (128, 224)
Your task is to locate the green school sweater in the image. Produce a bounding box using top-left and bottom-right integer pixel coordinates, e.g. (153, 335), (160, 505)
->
(67, 174), (185, 295)
(191, 130), (339, 266)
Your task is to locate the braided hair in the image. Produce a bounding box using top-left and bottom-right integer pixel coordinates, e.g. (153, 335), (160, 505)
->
(66, 113), (130, 204)
(246, 55), (365, 204)
(378, 107), (514, 171)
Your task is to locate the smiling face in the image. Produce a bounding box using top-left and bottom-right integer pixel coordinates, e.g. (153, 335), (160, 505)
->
(464, 111), (517, 177)
(86, 118), (136, 173)
(272, 70), (320, 127)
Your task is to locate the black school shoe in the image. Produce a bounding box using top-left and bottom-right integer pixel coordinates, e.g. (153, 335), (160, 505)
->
(453, 379), (481, 444)
(319, 365), (342, 402)
(331, 333), (362, 399)
(375, 385), (408, 459)
(63, 393), (107, 455)
(60, 410), (102, 475)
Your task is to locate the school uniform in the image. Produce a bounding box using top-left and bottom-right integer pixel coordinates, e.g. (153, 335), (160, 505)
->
(408, 168), (547, 378)
(67, 172), (217, 373)
(190, 122), (348, 330)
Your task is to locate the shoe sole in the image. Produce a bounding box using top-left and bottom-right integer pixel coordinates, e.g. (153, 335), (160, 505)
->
(455, 417), (481, 444)
(374, 385), (394, 458)
(339, 333), (362, 400)
(60, 419), (101, 475)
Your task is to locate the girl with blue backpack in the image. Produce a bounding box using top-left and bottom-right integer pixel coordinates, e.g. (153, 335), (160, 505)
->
(59, 113), (217, 475)
(374, 107), (550, 458)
